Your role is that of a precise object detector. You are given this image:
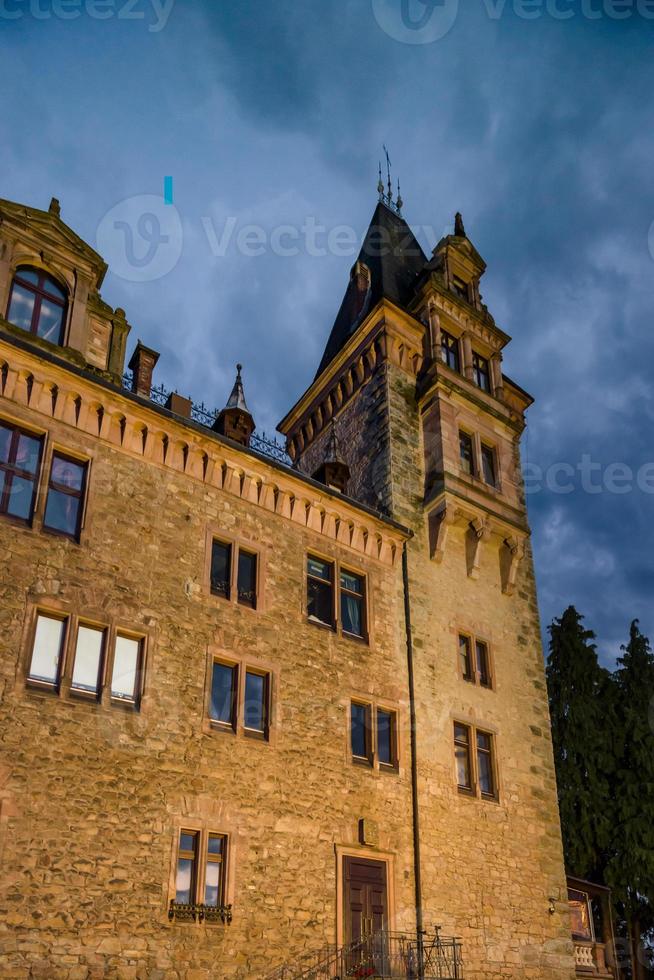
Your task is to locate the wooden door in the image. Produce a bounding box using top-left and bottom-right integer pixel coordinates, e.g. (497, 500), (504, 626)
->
(343, 856), (388, 946)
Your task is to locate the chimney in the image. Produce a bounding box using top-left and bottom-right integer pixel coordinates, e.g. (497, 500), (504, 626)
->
(165, 392), (192, 418)
(128, 341), (160, 398)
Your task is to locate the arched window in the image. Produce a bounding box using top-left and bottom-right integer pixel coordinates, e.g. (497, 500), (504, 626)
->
(6, 267), (67, 345)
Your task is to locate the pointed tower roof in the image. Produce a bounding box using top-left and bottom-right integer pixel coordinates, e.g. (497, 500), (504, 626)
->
(225, 363), (250, 412)
(213, 364), (255, 447)
(316, 201), (428, 378)
(312, 421), (350, 494)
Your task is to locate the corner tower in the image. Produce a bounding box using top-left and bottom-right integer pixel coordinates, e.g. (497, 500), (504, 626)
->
(279, 197), (576, 979)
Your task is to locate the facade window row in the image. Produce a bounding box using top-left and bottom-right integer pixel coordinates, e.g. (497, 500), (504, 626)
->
(0, 419), (87, 539)
(26, 610), (144, 707)
(459, 428), (498, 489)
(440, 329), (492, 394)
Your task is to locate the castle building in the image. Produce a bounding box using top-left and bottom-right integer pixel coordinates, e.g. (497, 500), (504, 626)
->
(0, 189), (581, 979)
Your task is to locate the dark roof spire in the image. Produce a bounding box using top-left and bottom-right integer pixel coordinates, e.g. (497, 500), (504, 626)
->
(312, 421), (350, 494)
(225, 363), (250, 413)
(454, 212), (466, 237)
(213, 363), (255, 447)
(377, 162), (385, 201)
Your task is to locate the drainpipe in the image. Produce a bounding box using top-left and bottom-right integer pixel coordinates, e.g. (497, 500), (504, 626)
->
(402, 542), (425, 980)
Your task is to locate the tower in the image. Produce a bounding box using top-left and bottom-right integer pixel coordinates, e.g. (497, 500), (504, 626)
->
(279, 196), (574, 978)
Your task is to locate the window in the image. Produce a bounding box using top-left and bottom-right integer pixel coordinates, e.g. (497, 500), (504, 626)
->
(340, 569), (365, 638)
(307, 556), (334, 627)
(207, 655), (272, 741)
(171, 829), (230, 922)
(376, 708), (397, 769)
(109, 634), (142, 704)
(0, 421), (43, 523)
(25, 608), (146, 707)
(440, 330), (460, 372)
(307, 556), (368, 640)
(454, 723), (472, 791)
(7, 267), (67, 345)
(28, 613), (66, 686)
(481, 444), (497, 488)
(476, 640), (491, 688)
(350, 700), (398, 772)
(209, 537), (259, 609)
(477, 731), (496, 798)
(457, 633), (493, 688)
(351, 701), (372, 764)
(43, 452), (87, 540)
(71, 624), (105, 696)
(210, 541), (232, 599)
(454, 722), (498, 801)
(244, 670), (268, 737)
(472, 352), (491, 392)
(451, 275), (469, 301)
(237, 550), (257, 608)
(210, 661), (238, 729)
(459, 431), (475, 477)
(459, 634), (473, 682)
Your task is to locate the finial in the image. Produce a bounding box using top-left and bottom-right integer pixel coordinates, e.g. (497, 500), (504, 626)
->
(454, 212), (466, 237)
(396, 179), (403, 214)
(49, 197), (61, 218)
(377, 163), (384, 200)
(225, 363), (249, 412)
(383, 144), (393, 205)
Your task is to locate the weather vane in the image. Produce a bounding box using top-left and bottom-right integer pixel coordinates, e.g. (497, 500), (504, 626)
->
(378, 146), (403, 215)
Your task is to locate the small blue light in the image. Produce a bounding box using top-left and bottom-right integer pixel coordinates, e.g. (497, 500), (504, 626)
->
(163, 176), (174, 205)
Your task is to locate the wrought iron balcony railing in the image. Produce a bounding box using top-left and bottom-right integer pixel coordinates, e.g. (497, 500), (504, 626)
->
(168, 900), (233, 924)
(265, 928), (464, 980)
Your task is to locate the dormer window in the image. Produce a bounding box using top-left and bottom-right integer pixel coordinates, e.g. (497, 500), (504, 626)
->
(451, 275), (469, 301)
(6, 267), (67, 345)
(472, 352), (491, 393)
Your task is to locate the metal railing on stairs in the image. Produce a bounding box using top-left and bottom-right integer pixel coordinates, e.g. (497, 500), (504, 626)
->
(264, 928), (464, 980)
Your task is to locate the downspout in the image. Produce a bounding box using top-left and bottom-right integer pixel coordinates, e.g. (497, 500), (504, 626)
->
(402, 542), (425, 979)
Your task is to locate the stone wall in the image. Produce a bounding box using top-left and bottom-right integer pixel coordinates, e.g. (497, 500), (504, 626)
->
(0, 387), (417, 979)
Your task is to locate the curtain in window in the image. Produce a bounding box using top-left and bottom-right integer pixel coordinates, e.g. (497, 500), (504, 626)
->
(341, 592), (362, 636)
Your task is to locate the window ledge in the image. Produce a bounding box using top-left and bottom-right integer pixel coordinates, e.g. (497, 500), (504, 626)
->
(168, 901), (232, 924)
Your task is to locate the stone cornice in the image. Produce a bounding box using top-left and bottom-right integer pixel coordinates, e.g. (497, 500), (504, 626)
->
(418, 365), (528, 434)
(0, 332), (410, 567)
(412, 280), (512, 351)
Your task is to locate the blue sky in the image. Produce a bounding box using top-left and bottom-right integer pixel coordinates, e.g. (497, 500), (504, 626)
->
(1, 0), (653, 663)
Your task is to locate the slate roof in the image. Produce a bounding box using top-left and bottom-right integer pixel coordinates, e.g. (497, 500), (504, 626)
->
(316, 201), (428, 377)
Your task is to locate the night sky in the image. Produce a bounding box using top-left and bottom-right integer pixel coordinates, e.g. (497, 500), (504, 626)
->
(2, 1), (652, 663)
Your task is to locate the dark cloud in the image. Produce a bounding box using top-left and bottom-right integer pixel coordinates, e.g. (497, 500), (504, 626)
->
(0, 0), (652, 662)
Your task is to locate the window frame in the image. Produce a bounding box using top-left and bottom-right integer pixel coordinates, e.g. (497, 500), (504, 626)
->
(204, 529), (263, 612)
(451, 275), (469, 302)
(472, 351), (491, 393)
(453, 720), (500, 803)
(169, 824), (231, 923)
(0, 419), (44, 526)
(458, 430), (476, 478)
(480, 442), (498, 489)
(348, 696), (400, 774)
(306, 552), (370, 643)
(42, 450), (89, 542)
(440, 330), (461, 373)
(6, 265), (68, 346)
(456, 631), (494, 690)
(204, 648), (276, 744)
(21, 602), (148, 711)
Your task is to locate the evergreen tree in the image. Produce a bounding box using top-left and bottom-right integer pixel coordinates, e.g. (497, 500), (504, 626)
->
(606, 622), (654, 979)
(546, 606), (614, 880)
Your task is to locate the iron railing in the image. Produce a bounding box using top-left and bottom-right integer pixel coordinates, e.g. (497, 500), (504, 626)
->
(264, 929), (464, 980)
(121, 372), (292, 466)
